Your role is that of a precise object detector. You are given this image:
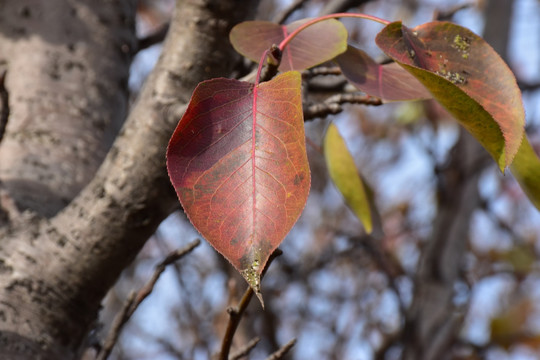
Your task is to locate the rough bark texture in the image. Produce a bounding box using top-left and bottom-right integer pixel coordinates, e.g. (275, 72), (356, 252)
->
(0, 0), (135, 217)
(400, 1), (514, 359)
(0, 0), (258, 358)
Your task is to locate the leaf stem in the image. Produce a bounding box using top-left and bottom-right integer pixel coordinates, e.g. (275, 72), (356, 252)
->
(278, 13), (390, 52)
(255, 49), (270, 87)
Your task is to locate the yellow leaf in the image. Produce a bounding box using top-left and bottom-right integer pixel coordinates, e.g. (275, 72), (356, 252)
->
(323, 123), (373, 233)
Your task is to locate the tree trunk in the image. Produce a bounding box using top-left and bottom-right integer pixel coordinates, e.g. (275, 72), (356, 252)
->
(0, 0), (258, 358)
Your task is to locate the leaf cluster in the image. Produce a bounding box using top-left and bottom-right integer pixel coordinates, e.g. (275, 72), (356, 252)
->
(166, 13), (538, 301)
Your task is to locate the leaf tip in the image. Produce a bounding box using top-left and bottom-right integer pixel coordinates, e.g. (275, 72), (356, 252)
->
(241, 261), (264, 308)
(364, 221), (373, 235)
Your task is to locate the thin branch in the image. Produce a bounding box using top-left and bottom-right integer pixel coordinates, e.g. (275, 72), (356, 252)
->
(265, 338), (297, 360)
(96, 239), (201, 360)
(218, 249), (283, 360)
(519, 81), (540, 92)
(230, 337), (261, 360)
(137, 23), (170, 52)
(304, 93), (382, 120)
(302, 66), (342, 79)
(0, 70), (9, 145)
(355, 235), (407, 314)
(273, 0), (309, 24)
(320, 0), (373, 16)
(434, 3), (474, 21)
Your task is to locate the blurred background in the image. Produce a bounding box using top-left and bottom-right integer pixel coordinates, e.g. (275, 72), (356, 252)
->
(98, 0), (540, 359)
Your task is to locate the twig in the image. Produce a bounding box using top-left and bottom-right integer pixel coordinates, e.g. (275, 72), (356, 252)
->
(230, 337), (260, 360)
(303, 66), (342, 79)
(96, 239), (201, 360)
(519, 81), (540, 92)
(218, 249), (283, 360)
(273, 0), (309, 24)
(0, 70), (9, 145)
(434, 3), (473, 21)
(320, 0), (372, 15)
(355, 235), (407, 315)
(265, 338), (297, 360)
(304, 93), (382, 121)
(137, 23), (170, 52)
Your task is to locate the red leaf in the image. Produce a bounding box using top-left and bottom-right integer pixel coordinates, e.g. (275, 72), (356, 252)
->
(376, 21), (525, 169)
(230, 19), (347, 71)
(166, 72), (310, 301)
(335, 45), (432, 101)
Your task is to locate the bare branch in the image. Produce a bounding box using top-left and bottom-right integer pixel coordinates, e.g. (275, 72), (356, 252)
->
(96, 292), (136, 360)
(273, 0), (309, 24)
(303, 66), (342, 79)
(265, 338), (297, 360)
(304, 93), (382, 120)
(96, 239), (201, 360)
(519, 81), (540, 92)
(230, 337), (261, 360)
(320, 0), (373, 15)
(434, 3), (474, 21)
(37, 1), (260, 353)
(218, 249), (283, 360)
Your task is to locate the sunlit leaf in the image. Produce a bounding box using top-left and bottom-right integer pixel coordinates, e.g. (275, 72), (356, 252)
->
(323, 123), (372, 233)
(335, 45), (432, 101)
(375, 21), (525, 170)
(510, 136), (540, 210)
(166, 72), (310, 304)
(230, 18), (348, 71)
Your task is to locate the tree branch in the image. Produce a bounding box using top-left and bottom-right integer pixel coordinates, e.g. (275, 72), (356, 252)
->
(320, 0), (373, 15)
(0, 0), (260, 357)
(230, 337), (260, 360)
(273, 0), (309, 24)
(401, 130), (491, 360)
(218, 249), (282, 360)
(265, 338), (297, 360)
(96, 239), (200, 360)
(304, 93), (382, 120)
(0, 70), (8, 145)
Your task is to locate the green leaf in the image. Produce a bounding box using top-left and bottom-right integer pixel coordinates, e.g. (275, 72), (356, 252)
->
(510, 136), (540, 210)
(375, 21), (525, 170)
(323, 123), (372, 233)
(230, 18), (348, 71)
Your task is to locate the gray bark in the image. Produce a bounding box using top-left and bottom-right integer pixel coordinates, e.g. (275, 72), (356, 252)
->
(0, 0), (258, 358)
(0, 0), (135, 217)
